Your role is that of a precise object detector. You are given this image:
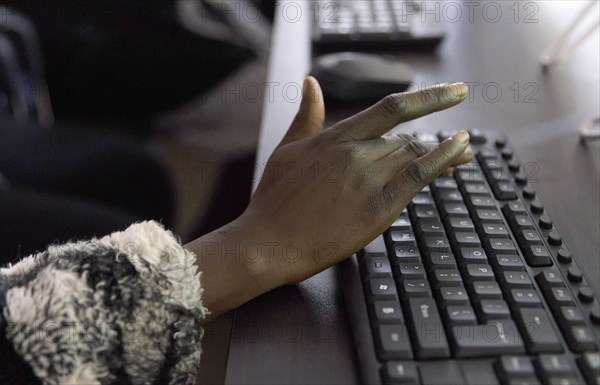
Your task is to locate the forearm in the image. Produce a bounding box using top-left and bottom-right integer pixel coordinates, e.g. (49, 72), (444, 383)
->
(185, 214), (281, 321)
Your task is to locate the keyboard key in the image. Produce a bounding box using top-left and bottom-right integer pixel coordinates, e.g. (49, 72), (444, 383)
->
(456, 169), (484, 183)
(395, 262), (426, 281)
(513, 215), (535, 229)
(486, 238), (518, 256)
(470, 281), (503, 300)
(367, 278), (398, 301)
(545, 287), (574, 308)
(493, 254), (525, 271)
(495, 356), (536, 383)
(535, 355), (583, 385)
(392, 215), (412, 228)
(426, 251), (457, 270)
(432, 177), (458, 191)
(508, 289), (542, 307)
(493, 181), (518, 200)
(477, 148), (497, 159)
(441, 202), (470, 218)
(392, 244), (421, 263)
(522, 244), (553, 267)
(501, 271), (533, 288)
(457, 246), (488, 263)
(519, 229), (542, 244)
(372, 300), (404, 324)
(475, 208), (504, 223)
(423, 236), (452, 253)
(400, 279), (432, 299)
(503, 201), (527, 215)
(388, 229), (417, 245)
(463, 182), (490, 195)
(515, 308), (562, 353)
(416, 220), (445, 236)
(381, 361), (419, 385)
(450, 320), (525, 358)
(437, 190), (463, 203)
(376, 324), (413, 360)
(406, 297), (450, 358)
(468, 129), (487, 143)
(501, 148), (514, 160)
(446, 305), (478, 325)
(478, 299), (511, 321)
(480, 222), (510, 239)
(451, 232), (481, 249)
(535, 270), (565, 289)
(544, 374), (584, 383)
(448, 216), (475, 231)
(465, 263), (495, 281)
(558, 306), (586, 328)
(437, 287), (470, 306)
(412, 192), (434, 205)
(577, 353), (600, 385)
(433, 269), (463, 287)
(412, 205), (438, 220)
(564, 325), (599, 352)
(535, 355), (574, 376)
(467, 195), (496, 209)
(419, 361), (469, 384)
(361, 255), (392, 280)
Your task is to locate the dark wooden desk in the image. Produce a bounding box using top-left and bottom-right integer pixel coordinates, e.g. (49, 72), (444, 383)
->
(224, 2), (600, 383)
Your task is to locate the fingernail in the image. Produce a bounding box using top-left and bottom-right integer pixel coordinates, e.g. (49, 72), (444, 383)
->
(303, 77), (310, 97)
(452, 130), (470, 144)
(447, 82), (468, 101)
(464, 145), (473, 156)
(443, 167), (455, 177)
(300, 77), (310, 108)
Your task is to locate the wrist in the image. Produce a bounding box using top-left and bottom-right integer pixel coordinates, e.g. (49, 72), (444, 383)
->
(228, 210), (288, 289)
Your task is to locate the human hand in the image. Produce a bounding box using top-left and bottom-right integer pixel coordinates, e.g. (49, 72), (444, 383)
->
(236, 77), (472, 286)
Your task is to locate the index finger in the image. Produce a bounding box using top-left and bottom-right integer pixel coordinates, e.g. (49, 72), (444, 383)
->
(327, 83), (468, 142)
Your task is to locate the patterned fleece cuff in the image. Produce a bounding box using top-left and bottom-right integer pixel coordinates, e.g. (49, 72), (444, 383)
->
(0, 221), (206, 385)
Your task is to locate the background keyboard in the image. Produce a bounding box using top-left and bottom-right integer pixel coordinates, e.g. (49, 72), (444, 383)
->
(339, 130), (600, 385)
(312, 0), (444, 52)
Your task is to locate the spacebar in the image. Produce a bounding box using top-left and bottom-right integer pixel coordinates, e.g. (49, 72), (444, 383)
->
(450, 321), (525, 358)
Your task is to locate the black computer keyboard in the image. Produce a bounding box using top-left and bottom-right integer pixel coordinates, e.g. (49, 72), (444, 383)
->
(339, 130), (600, 385)
(312, 0), (444, 52)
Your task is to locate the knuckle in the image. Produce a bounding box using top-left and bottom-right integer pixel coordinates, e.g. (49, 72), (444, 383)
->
(320, 128), (344, 145)
(394, 133), (416, 141)
(405, 141), (431, 158)
(338, 142), (361, 163)
(404, 160), (430, 185)
(435, 145), (455, 163)
(379, 94), (409, 117)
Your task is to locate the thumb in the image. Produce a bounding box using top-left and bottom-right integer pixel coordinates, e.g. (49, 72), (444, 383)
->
(278, 76), (325, 148)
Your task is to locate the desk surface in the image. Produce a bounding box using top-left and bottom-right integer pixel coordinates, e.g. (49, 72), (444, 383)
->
(225, 2), (600, 383)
